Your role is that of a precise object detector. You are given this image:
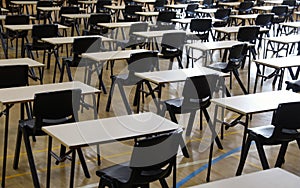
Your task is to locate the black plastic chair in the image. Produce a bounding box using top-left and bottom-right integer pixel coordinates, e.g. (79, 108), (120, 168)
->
(58, 6), (80, 36)
(202, 0), (215, 9)
(35, 0), (53, 24)
(213, 8), (231, 28)
(25, 24), (59, 70)
(187, 18), (213, 42)
(237, 26), (260, 69)
(185, 3), (199, 18)
(96, 129), (183, 188)
(160, 32), (186, 70)
(271, 5), (289, 36)
(238, 1), (254, 15)
(154, 0), (167, 12)
(285, 79), (300, 92)
(150, 11), (177, 31)
(106, 51), (159, 114)
(236, 102), (300, 175)
(0, 65), (28, 89)
(116, 22), (148, 50)
(255, 14), (274, 49)
(282, 0), (297, 22)
(2, 15), (30, 58)
(96, 0), (112, 13)
(118, 5), (142, 22)
(82, 13), (112, 36)
(207, 43), (249, 94)
(164, 74), (222, 138)
(12, 89), (88, 188)
(4, 0), (21, 14)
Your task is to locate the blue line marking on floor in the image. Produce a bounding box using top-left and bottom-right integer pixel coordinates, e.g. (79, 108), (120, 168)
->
(177, 146), (242, 187)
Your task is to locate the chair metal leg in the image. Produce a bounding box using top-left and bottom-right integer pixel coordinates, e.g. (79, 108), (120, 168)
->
(13, 126), (23, 169)
(186, 111), (196, 136)
(255, 140), (270, 170)
(106, 76), (116, 112)
(236, 135), (252, 176)
(22, 130), (41, 188)
(275, 142), (289, 168)
(77, 148), (91, 178)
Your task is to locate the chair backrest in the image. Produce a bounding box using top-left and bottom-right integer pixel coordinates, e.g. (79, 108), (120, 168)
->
(185, 4), (199, 18)
(161, 32), (186, 54)
(225, 43), (248, 71)
(213, 8), (231, 27)
(157, 11), (177, 23)
(255, 14), (274, 28)
(123, 5), (142, 21)
(182, 74), (219, 109)
(128, 22), (148, 35)
(96, 0), (112, 12)
(0, 65), (28, 89)
(190, 18), (212, 33)
(270, 102), (300, 141)
(127, 51), (158, 74)
(128, 129), (182, 185)
(282, 0), (296, 7)
(72, 37), (103, 64)
(5, 15), (30, 25)
(271, 5), (288, 16)
(33, 89), (81, 134)
(154, 0), (167, 12)
(37, 0), (53, 7)
(237, 26), (260, 44)
(203, 0), (214, 8)
(59, 6), (80, 16)
(238, 1), (254, 14)
(32, 24), (59, 40)
(87, 13), (111, 34)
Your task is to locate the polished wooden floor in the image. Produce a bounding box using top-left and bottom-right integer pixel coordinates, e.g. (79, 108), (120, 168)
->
(1, 22), (300, 188)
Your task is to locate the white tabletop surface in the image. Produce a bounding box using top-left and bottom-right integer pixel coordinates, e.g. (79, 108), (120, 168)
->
(42, 35), (114, 45)
(211, 90), (300, 115)
(0, 58), (44, 68)
(134, 30), (193, 38)
(135, 67), (229, 84)
(4, 24), (69, 31)
(230, 14), (259, 20)
(188, 168), (300, 188)
(280, 21), (300, 28)
(42, 112), (179, 148)
(61, 14), (91, 19)
(98, 22), (142, 28)
(11, 1), (37, 5)
(213, 26), (269, 34)
(264, 34), (300, 43)
(187, 40), (246, 51)
(0, 81), (100, 105)
(82, 49), (149, 62)
(254, 56), (300, 68)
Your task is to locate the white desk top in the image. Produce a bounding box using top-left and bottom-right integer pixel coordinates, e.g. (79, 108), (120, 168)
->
(187, 40), (246, 51)
(213, 26), (269, 34)
(218, 1), (240, 7)
(135, 11), (159, 16)
(211, 90), (300, 115)
(134, 30), (193, 38)
(264, 34), (300, 43)
(11, 1), (38, 5)
(0, 81), (100, 105)
(82, 49), (149, 62)
(0, 58), (44, 68)
(98, 22), (142, 28)
(230, 14), (259, 20)
(103, 5), (125, 10)
(135, 67), (229, 84)
(42, 112), (179, 148)
(61, 14), (91, 19)
(188, 168), (300, 188)
(280, 21), (300, 28)
(4, 24), (69, 31)
(42, 35), (114, 45)
(37, 7), (61, 11)
(133, 0), (156, 3)
(165, 4), (189, 9)
(171, 18), (223, 24)
(78, 0), (97, 4)
(254, 56), (300, 68)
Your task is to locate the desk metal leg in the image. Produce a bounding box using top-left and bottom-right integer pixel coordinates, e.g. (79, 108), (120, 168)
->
(46, 136), (52, 188)
(70, 150), (76, 188)
(1, 106), (9, 188)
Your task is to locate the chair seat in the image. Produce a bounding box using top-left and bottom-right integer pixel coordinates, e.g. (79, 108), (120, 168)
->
(26, 43), (54, 51)
(207, 62), (227, 71)
(165, 97), (184, 108)
(96, 162), (132, 184)
(286, 80), (300, 92)
(248, 125), (274, 139)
